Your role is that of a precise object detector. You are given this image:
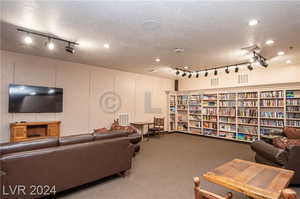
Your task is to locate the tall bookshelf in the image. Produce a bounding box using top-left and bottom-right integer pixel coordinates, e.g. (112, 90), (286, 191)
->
(259, 90), (285, 139)
(167, 88), (300, 143)
(188, 94), (202, 134)
(219, 93), (237, 140)
(286, 90), (300, 128)
(202, 94), (218, 137)
(177, 94), (189, 132)
(168, 94), (176, 131)
(237, 92), (259, 142)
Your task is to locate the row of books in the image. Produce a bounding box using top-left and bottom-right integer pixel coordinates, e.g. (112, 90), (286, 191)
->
(203, 115), (217, 121)
(237, 108), (258, 117)
(219, 108), (236, 116)
(260, 119), (284, 127)
(237, 133), (258, 142)
(203, 108), (217, 115)
(238, 126), (258, 135)
(286, 99), (300, 106)
(202, 95), (217, 100)
(203, 122), (217, 129)
(189, 121), (201, 128)
(219, 93), (236, 100)
(287, 113), (300, 119)
(287, 120), (300, 127)
(238, 92), (258, 99)
(219, 124), (236, 132)
(189, 106), (201, 111)
(287, 106), (300, 112)
(219, 117), (236, 123)
(190, 115), (202, 121)
(219, 101), (236, 107)
(260, 99), (284, 107)
(219, 132), (236, 139)
(203, 129), (217, 136)
(260, 91), (284, 98)
(238, 118), (258, 124)
(260, 111), (284, 118)
(202, 101), (217, 106)
(238, 101), (258, 107)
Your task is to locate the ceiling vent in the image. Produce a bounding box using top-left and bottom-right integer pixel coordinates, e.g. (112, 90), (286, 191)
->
(238, 74), (249, 84)
(174, 48), (185, 53)
(211, 78), (219, 88)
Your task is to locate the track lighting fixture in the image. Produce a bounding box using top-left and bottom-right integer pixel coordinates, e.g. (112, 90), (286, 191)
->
(247, 64), (253, 71)
(214, 69), (218, 76)
(65, 42), (75, 54)
(225, 67), (229, 74)
(196, 73), (199, 78)
(176, 70), (180, 75)
(17, 28), (79, 53)
(204, 70), (208, 77)
(188, 73), (192, 78)
(182, 72), (187, 77)
(235, 66), (239, 73)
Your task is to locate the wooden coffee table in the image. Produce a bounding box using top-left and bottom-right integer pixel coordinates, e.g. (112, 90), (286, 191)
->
(204, 159), (294, 199)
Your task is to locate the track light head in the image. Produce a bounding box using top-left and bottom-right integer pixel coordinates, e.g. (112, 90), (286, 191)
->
(24, 36), (33, 44)
(188, 73), (192, 78)
(176, 70), (180, 75)
(65, 43), (75, 54)
(214, 69), (218, 76)
(235, 66), (239, 73)
(225, 67), (230, 74)
(258, 57), (268, 67)
(204, 71), (208, 77)
(196, 73), (199, 78)
(182, 72), (186, 77)
(247, 64), (253, 71)
(46, 38), (54, 50)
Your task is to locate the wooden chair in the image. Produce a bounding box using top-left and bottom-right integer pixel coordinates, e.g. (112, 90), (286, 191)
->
(194, 177), (298, 199)
(194, 177), (232, 199)
(147, 117), (165, 137)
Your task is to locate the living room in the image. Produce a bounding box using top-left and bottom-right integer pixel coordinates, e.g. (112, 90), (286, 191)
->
(0, 1), (300, 199)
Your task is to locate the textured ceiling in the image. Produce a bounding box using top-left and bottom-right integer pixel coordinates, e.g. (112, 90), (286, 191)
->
(1, 1), (300, 79)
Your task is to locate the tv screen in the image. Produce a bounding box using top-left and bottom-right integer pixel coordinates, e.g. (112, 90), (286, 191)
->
(9, 84), (63, 113)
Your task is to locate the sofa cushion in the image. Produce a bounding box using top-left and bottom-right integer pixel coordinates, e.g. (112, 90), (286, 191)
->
(251, 140), (288, 165)
(93, 131), (129, 141)
(0, 137), (59, 155)
(59, 134), (94, 146)
(273, 137), (289, 149)
(283, 127), (300, 139)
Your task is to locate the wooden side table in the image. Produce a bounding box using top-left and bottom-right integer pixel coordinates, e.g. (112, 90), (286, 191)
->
(130, 122), (153, 141)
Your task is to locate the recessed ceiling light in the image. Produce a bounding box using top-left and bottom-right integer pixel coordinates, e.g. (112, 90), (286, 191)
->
(24, 36), (33, 44)
(155, 58), (160, 62)
(248, 19), (258, 26)
(277, 51), (285, 56)
(286, 60), (292, 64)
(183, 66), (189, 69)
(265, 40), (274, 45)
(103, 44), (110, 48)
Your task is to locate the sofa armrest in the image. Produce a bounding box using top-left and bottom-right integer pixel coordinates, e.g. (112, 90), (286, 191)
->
(285, 145), (300, 184)
(251, 140), (288, 165)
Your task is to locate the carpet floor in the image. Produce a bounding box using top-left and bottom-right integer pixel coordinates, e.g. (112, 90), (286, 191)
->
(57, 133), (300, 199)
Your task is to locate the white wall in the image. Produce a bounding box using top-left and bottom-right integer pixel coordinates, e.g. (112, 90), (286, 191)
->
(0, 50), (174, 143)
(179, 64), (300, 91)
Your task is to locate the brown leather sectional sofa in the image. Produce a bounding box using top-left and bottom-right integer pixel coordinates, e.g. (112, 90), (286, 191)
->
(0, 130), (141, 199)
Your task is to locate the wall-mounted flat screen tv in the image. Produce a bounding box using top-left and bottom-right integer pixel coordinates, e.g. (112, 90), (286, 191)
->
(9, 84), (63, 113)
